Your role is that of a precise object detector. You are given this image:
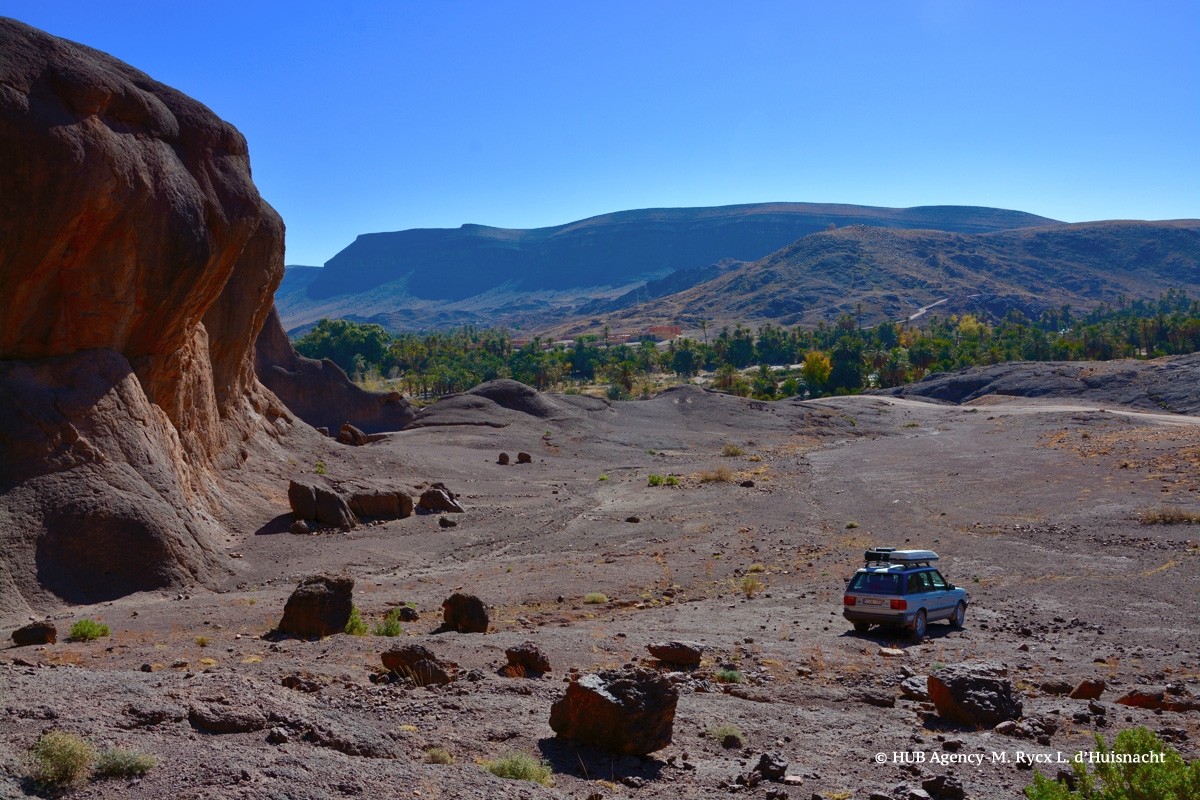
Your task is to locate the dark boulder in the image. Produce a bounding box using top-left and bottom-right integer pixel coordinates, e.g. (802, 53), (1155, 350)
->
(1116, 686), (1200, 713)
(12, 621), (56, 646)
(288, 480), (318, 521)
(278, 574), (354, 638)
(647, 641), (704, 667)
(928, 661), (1022, 728)
(337, 423), (368, 447)
(441, 592), (488, 633)
(498, 452), (510, 465)
(757, 752), (788, 781)
(347, 488), (412, 520)
(517, 452), (532, 464)
(1069, 678), (1106, 700)
(506, 641), (551, 674)
(189, 703), (267, 733)
(315, 487), (356, 528)
(381, 643), (456, 685)
(419, 484), (464, 513)
(394, 605), (419, 622)
(549, 668), (678, 755)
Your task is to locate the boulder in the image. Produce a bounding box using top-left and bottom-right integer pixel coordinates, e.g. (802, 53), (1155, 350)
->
(1069, 678), (1106, 700)
(647, 641), (704, 667)
(549, 668), (678, 755)
(900, 675), (931, 701)
(337, 423), (368, 447)
(1039, 679), (1074, 696)
(381, 643), (456, 685)
(506, 641), (551, 674)
(347, 489), (412, 520)
(922, 775), (966, 800)
(927, 661), (1022, 728)
(288, 480), (318, 521)
(394, 605), (419, 622)
(1115, 686), (1200, 713)
(498, 452), (510, 465)
(12, 621), (56, 646)
(517, 452), (532, 464)
(757, 752), (788, 781)
(441, 593), (488, 633)
(315, 487), (355, 528)
(189, 703), (267, 733)
(278, 574), (354, 637)
(419, 485), (465, 513)
(438, 516), (457, 528)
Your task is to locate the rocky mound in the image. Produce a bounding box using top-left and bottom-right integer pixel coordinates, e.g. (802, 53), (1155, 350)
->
(874, 353), (1200, 414)
(254, 306), (415, 433)
(0, 18), (304, 615)
(406, 379), (609, 428)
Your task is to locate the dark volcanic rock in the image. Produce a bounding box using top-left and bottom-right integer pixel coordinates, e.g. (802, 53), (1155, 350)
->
(441, 592), (488, 633)
(498, 452), (510, 465)
(255, 306), (415, 433)
(419, 485), (465, 513)
(505, 641), (551, 674)
(11, 621), (56, 646)
(1069, 678), (1106, 700)
(315, 487), (356, 528)
(381, 644), (456, 685)
(288, 480), (318, 521)
(347, 488), (412, 520)
(517, 452), (532, 464)
(757, 752), (788, 781)
(278, 574), (354, 637)
(549, 667), (678, 755)
(1115, 686), (1200, 713)
(189, 703), (267, 733)
(647, 641), (704, 666)
(927, 661), (1022, 728)
(337, 422), (368, 447)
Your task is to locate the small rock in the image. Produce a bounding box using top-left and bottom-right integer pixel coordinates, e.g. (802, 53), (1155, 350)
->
(922, 775), (965, 800)
(900, 675), (930, 701)
(516, 452), (532, 464)
(336, 422), (368, 446)
(140, 663), (154, 673)
(498, 452), (510, 465)
(740, 480), (755, 488)
(879, 647), (907, 658)
(419, 484), (465, 513)
(289, 520), (310, 534)
(438, 516), (457, 528)
(268, 727), (289, 744)
(757, 751), (788, 781)
(783, 775), (804, 786)
(626, 516), (641, 523)
(1069, 678), (1106, 700)
(395, 606), (419, 622)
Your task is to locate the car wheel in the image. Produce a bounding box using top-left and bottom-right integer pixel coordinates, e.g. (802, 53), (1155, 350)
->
(853, 622), (871, 634)
(911, 610), (927, 640)
(951, 601), (966, 628)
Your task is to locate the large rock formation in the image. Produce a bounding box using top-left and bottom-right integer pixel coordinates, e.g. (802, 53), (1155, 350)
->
(549, 668), (678, 754)
(254, 306), (415, 434)
(0, 18), (297, 615)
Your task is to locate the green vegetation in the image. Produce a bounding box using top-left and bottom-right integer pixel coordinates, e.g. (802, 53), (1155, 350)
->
(721, 444), (745, 457)
(95, 747), (159, 778)
(1025, 727), (1198, 800)
(313, 461), (327, 475)
(345, 606), (368, 636)
(373, 608), (404, 637)
(647, 473), (664, 486)
(425, 747), (455, 765)
(583, 592), (608, 604)
(740, 575), (765, 597)
(292, 289), (1200, 402)
(29, 731), (96, 788)
(194, 636), (210, 647)
(715, 669), (744, 684)
(664, 475), (680, 486)
(845, 521), (859, 529)
(480, 752), (554, 786)
(707, 723), (745, 747)
(68, 619), (110, 642)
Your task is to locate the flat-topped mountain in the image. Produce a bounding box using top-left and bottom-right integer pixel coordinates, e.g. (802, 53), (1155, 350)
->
(279, 203), (1058, 332)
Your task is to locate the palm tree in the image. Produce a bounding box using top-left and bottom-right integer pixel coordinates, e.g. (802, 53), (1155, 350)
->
(699, 318), (708, 346)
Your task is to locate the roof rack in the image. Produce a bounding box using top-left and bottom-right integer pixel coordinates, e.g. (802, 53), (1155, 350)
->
(863, 548), (938, 565)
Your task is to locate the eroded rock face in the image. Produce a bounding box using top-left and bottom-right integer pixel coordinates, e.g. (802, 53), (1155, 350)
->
(0, 18), (293, 615)
(278, 574), (354, 638)
(927, 661), (1022, 728)
(549, 668), (678, 755)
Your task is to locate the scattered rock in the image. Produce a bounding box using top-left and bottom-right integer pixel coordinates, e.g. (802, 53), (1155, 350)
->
(922, 775), (966, 800)
(123, 703), (185, 728)
(757, 751), (788, 781)
(549, 667), (678, 755)
(278, 574), (355, 638)
(1069, 678), (1106, 700)
(268, 727), (289, 744)
(281, 675), (321, 693)
(625, 516), (641, 523)
(740, 480), (755, 488)
(11, 621), (56, 646)
(505, 641), (551, 674)
(438, 516), (457, 528)
(1040, 679), (1074, 696)
(419, 483), (465, 513)
(189, 703), (267, 733)
(517, 452), (532, 464)
(879, 647), (907, 658)
(901, 675), (930, 701)
(855, 689), (897, 708)
(647, 641), (704, 667)
(395, 606), (419, 622)
(498, 452), (510, 465)
(288, 480), (318, 521)
(441, 592), (488, 633)
(927, 661), (1023, 728)
(289, 520), (310, 534)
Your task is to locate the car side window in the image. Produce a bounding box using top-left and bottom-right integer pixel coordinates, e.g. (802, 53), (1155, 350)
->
(928, 570), (948, 590)
(906, 572), (927, 593)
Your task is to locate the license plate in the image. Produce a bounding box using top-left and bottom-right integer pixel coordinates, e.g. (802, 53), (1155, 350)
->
(862, 598), (883, 606)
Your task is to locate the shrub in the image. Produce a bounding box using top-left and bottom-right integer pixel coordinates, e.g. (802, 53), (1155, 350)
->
(747, 563), (766, 573)
(664, 475), (680, 486)
(583, 593), (608, 604)
(373, 614), (403, 637)
(481, 752), (554, 786)
(29, 730), (95, 788)
(707, 723), (745, 747)
(747, 454), (762, 462)
(645, 449), (657, 454)
(604, 385), (626, 401)
(699, 465), (733, 483)
(425, 747), (455, 765)
(1025, 727), (1198, 800)
(345, 606), (368, 636)
(597, 474), (609, 481)
(740, 575), (764, 597)
(68, 619), (110, 642)
(313, 461), (327, 475)
(194, 636), (210, 647)
(845, 521), (859, 529)
(647, 474), (664, 486)
(721, 444), (744, 457)
(1139, 504), (1200, 524)
(715, 669), (744, 684)
(95, 747), (158, 778)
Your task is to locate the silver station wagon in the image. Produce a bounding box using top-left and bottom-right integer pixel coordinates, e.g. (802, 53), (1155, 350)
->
(842, 548), (968, 639)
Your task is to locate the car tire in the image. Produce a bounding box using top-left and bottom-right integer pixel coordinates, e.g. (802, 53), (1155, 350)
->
(911, 610), (927, 640)
(853, 622), (871, 634)
(951, 601), (966, 628)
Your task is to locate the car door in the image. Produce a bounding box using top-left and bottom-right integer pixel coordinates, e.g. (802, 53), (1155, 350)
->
(905, 571), (930, 617)
(926, 569), (952, 619)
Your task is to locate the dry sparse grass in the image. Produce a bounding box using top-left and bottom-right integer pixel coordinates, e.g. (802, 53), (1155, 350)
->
(700, 465), (734, 483)
(583, 592), (608, 604)
(1139, 505), (1200, 524)
(739, 575), (764, 597)
(480, 752), (554, 786)
(720, 444), (744, 457)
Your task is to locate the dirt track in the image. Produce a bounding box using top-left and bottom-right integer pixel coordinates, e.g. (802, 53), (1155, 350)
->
(2, 388), (1197, 799)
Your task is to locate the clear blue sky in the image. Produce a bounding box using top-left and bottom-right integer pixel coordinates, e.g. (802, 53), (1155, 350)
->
(8, 1), (1199, 266)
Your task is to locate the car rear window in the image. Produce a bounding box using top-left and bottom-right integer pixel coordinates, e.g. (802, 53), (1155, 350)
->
(848, 572), (901, 595)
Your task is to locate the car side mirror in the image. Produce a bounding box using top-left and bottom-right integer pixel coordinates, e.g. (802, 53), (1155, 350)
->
(947, 584), (955, 590)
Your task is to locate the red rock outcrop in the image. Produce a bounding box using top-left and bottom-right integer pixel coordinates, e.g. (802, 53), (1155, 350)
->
(0, 18), (295, 615)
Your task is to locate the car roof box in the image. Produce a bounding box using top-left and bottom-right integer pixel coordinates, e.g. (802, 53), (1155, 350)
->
(864, 548), (938, 564)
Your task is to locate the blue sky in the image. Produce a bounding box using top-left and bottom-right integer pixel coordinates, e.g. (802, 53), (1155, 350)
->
(8, 1), (1199, 266)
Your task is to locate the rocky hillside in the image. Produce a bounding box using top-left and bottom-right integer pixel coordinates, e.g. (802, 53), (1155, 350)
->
(549, 219), (1200, 335)
(277, 203), (1057, 332)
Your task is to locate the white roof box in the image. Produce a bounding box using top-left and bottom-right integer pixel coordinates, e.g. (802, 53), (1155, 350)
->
(864, 548), (938, 564)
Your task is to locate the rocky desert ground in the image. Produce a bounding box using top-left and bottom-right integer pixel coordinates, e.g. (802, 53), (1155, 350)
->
(4, 380), (1198, 800)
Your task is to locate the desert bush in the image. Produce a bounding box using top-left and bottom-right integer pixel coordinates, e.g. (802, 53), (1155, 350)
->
(425, 747), (455, 765)
(721, 444), (744, 457)
(597, 474), (609, 481)
(68, 619), (110, 642)
(481, 752), (554, 786)
(664, 475), (680, 486)
(845, 521), (859, 529)
(583, 592), (608, 604)
(715, 669), (744, 684)
(1025, 727), (1198, 800)
(29, 730), (95, 788)
(345, 606), (368, 636)
(747, 454), (762, 462)
(604, 385), (626, 401)
(194, 636), (210, 647)
(373, 612), (403, 637)
(740, 575), (764, 597)
(313, 461), (327, 475)
(647, 474), (664, 486)
(1138, 504), (1200, 524)
(707, 723), (745, 747)
(699, 465), (733, 483)
(747, 563), (766, 573)
(95, 747), (158, 778)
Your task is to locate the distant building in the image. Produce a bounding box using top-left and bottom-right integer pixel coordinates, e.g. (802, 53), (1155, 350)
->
(645, 325), (682, 341)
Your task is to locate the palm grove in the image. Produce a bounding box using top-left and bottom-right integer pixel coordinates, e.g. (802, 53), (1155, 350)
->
(293, 289), (1200, 401)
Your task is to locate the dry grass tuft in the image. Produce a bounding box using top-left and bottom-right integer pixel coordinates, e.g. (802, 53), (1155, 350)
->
(700, 465), (734, 483)
(1139, 505), (1200, 524)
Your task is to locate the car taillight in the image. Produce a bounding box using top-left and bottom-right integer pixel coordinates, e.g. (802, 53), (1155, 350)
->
(843, 595), (855, 606)
(891, 599), (907, 610)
